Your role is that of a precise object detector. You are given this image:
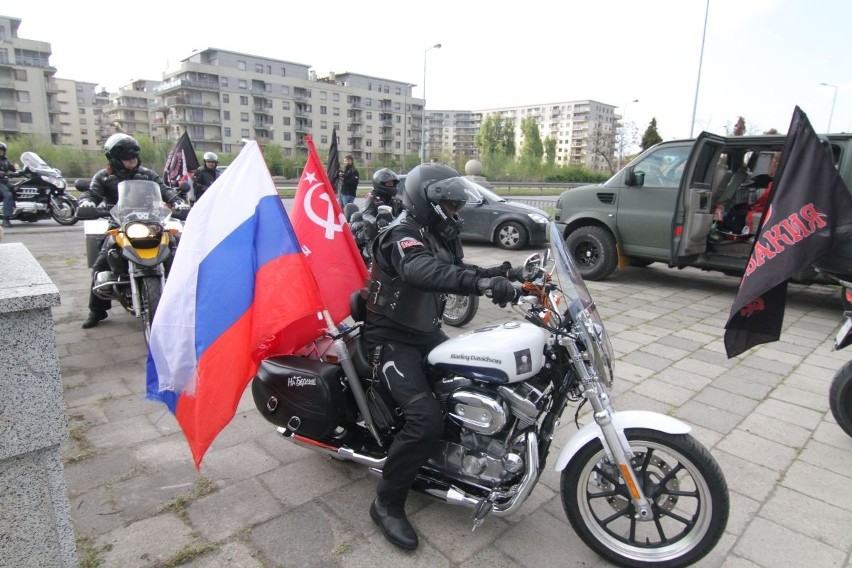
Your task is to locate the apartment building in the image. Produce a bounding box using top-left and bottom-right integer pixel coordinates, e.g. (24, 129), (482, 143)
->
(475, 100), (618, 171)
(54, 79), (108, 149)
(424, 110), (482, 162)
(154, 48), (425, 166)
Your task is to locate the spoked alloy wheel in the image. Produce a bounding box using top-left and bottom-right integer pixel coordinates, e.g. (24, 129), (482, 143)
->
(140, 276), (163, 345)
(51, 196), (79, 225)
(443, 293), (479, 327)
(561, 428), (728, 567)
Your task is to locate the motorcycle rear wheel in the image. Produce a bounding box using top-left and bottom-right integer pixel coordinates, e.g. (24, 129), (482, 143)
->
(829, 360), (852, 438)
(443, 293), (479, 327)
(51, 196), (79, 225)
(561, 428), (728, 568)
(141, 276), (163, 345)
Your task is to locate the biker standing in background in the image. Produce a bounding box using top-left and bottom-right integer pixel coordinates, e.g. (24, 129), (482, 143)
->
(78, 134), (187, 329)
(192, 152), (220, 203)
(0, 142), (18, 228)
(362, 162), (523, 550)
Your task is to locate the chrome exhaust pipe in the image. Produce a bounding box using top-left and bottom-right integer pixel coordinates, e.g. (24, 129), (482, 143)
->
(277, 427), (387, 468)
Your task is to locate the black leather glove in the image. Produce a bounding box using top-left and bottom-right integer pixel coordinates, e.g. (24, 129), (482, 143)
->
(476, 276), (518, 307)
(506, 266), (525, 282)
(482, 261), (512, 278)
(377, 218), (389, 229)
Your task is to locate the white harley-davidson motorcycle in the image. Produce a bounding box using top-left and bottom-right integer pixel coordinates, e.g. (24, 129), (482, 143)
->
(252, 222), (729, 567)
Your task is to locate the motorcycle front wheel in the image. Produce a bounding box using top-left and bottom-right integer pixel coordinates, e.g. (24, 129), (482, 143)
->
(443, 293), (479, 327)
(51, 196), (79, 225)
(561, 428), (729, 568)
(140, 276), (163, 344)
(829, 360), (852, 437)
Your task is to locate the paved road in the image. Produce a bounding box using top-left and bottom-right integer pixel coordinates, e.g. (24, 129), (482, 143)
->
(3, 220), (851, 568)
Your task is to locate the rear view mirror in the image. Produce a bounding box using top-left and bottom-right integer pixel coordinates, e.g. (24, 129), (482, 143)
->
(625, 167), (645, 187)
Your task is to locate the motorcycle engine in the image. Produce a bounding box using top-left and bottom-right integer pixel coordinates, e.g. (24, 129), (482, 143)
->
(430, 374), (553, 487)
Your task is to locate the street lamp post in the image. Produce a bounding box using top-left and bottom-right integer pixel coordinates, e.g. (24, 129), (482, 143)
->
(820, 82), (839, 133)
(690, 0), (710, 137)
(422, 43), (441, 164)
(618, 99), (638, 169)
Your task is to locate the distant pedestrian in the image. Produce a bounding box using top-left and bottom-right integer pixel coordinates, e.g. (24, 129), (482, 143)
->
(0, 142), (18, 228)
(338, 154), (359, 207)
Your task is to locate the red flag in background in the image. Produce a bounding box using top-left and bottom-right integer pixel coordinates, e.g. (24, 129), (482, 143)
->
(290, 135), (369, 323)
(724, 106), (852, 358)
(164, 131), (200, 187)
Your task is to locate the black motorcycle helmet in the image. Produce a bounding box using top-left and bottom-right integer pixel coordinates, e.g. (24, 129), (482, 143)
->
(372, 168), (399, 199)
(104, 133), (141, 174)
(402, 163), (469, 241)
(0, 142), (6, 153)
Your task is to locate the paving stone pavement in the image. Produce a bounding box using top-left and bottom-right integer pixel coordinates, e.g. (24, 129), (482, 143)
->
(5, 221), (852, 568)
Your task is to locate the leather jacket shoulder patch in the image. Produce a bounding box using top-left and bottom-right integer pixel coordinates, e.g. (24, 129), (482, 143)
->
(397, 237), (425, 254)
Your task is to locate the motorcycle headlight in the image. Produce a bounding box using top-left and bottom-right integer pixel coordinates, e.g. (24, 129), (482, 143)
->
(125, 222), (155, 240)
(528, 213), (549, 224)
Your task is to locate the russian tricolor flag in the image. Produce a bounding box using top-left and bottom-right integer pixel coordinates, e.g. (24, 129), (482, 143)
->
(146, 141), (326, 467)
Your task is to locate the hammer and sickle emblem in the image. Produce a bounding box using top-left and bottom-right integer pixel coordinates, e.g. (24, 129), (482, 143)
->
(303, 182), (346, 240)
(739, 297), (765, 317)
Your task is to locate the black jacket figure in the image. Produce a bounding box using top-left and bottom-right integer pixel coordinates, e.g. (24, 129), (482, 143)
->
(360, 168), (405, 251)
(362, 163), (521, 551)
(0, 143), (17, 224)
(192, 166), (219, 202)
(80, 134), (181, 329)
(339, 155), (360, 197)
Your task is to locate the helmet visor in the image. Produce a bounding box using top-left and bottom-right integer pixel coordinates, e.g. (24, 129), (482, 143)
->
(424, 176), (483, 212)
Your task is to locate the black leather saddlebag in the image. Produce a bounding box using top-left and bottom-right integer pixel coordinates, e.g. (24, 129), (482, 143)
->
(251, 356), (346, 439)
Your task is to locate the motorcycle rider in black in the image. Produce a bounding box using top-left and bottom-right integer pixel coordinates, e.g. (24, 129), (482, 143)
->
(0, 142), (17, 228)
(192, 151), (220, 203)
(78, 134), (188, 329)
(360, 168), (405, 256)
(363, 163), (523, 550)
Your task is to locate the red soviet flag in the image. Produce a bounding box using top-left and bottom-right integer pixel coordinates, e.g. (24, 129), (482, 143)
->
(290, 135), (369, 324)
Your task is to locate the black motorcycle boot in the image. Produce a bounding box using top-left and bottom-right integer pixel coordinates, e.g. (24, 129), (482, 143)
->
(370, 495), (418, 551)
(82, 310), (108, 329)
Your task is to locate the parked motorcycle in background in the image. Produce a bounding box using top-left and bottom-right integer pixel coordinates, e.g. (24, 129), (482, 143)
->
(344, 201), (479, 328)
(7, 152), (77, 225)
(76, 180), (184, 343)
(252, 222), (729, 567)
(816, 241), (852, 438)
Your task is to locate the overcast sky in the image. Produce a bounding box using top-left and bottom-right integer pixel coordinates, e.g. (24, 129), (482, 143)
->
(8, 0), (851, 142)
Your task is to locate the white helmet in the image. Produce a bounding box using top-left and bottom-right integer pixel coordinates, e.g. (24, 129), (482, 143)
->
(203, 152), (218, 163)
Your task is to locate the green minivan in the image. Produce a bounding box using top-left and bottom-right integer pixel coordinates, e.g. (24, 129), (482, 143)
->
(554, 133), (852, 281)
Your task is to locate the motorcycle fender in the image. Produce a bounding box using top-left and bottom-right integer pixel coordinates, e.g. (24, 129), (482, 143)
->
(121, 243), (171, 266)
(553, 410), (691, 472)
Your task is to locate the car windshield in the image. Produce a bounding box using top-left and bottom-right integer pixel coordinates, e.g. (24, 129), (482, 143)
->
(471, 182), (506, 203)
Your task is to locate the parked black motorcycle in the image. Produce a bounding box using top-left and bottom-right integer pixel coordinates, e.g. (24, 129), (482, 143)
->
(252, 222), (729, 567)
(816, 241), (852, 437)
(345, 202), (479, 327)
(6, 152), (78, 225)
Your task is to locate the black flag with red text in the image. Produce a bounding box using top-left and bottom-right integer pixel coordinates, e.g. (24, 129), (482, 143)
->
(724, 106), (852, 358)
(163, 132), (200, 188)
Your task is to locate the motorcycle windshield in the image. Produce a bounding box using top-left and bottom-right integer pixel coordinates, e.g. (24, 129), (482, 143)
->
(111, 180), (172, 225)
(547, 222), (615, 384)
(20, 151), (58, 175)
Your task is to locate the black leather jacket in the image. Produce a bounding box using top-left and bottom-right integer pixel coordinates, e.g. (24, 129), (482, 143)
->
(361, 193), (404, 242)
(192, 166), (219, 201)
(0, 155), (16, 181)
(340, 164), (360, 196)
(82, 166), (177, 207)
(364, 216), (479, 340)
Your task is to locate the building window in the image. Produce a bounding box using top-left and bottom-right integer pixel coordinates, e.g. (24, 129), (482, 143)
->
(241, 112), (249, 122)
(283, 101), (290, 110)
(241, 129), (250, 137)
(222, 93), (230, 103)
(238, 79), (247, 89)
(283, 117), (290, 125)
(366, 140), (372, 147)
(16, 91), (29, 103)
(240, 96), (248, 105)
(221, 77), (228, 87)
(238, 61), (246, 70)
(321, 135), (328, 144)
(224, 127), (231, 137)
(333, 93), (339, 102)
(20, 112), (33, 123)
(320, 106), (327, 115)
(224, 111), (230, 120)
(320, 91), (327, 100)
(283, 132), (291, 141)
(320, 120), (327, 130)
(14, 69), (27, 81)
(255, 63), (263, 73)
(366, 112), (372, 120)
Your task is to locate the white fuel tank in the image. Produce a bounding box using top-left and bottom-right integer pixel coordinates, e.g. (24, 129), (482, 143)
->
(428, 321), (548, 384)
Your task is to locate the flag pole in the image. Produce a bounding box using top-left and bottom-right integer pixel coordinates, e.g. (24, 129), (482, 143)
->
(320, 309), (384, 446)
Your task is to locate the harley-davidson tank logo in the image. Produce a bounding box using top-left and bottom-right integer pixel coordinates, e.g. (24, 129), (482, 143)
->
(514, 349), (532, 375)
(450, 353), (502, 365)
(287, 375), (317, 387)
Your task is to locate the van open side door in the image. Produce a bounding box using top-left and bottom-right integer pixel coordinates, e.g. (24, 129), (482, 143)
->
(670, 132), (727, 267)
